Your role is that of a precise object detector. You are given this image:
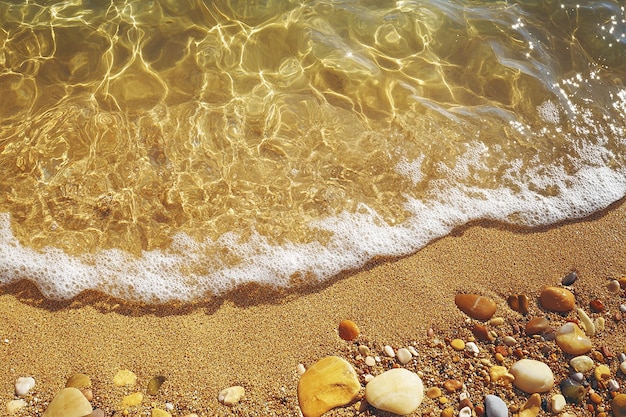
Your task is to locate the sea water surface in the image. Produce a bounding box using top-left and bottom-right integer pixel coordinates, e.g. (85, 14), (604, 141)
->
(0, 0), (625, 302)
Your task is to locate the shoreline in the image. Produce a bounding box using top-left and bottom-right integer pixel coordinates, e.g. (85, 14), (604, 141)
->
(1, 198), (625, 416)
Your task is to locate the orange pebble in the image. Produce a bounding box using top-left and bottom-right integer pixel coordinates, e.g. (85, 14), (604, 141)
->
(338, 320), (360, 341)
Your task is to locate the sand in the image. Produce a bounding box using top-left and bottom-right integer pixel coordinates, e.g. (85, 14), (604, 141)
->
(1, 198), (625, 416)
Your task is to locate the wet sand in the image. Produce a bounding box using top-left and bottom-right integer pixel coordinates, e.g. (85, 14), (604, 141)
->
(1, 198), (625, 416)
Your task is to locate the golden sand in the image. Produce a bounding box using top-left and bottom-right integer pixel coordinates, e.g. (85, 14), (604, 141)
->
(1, 198), (625, 416)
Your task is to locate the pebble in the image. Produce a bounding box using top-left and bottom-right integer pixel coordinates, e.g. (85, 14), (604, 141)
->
(518, 393), (541, 417)
(365, 356), (376, 367)
(613, 394), (626, 417)
(147, 376), (166, 395)
(525, 317), (549, 335)
(509, 359), (554, 393)
(472, 323), (496, 342)
(561, 271), (578, 285)
(365, 368), (424, 415)
(218, 386), (245, 406)
(503, 336), (517, 346)
(384, 345), (395, 357)
(396, 348), (412, 364)
(65, 374), (91, 389)
(594, 364), (611, 381)
(15, 376), (35, 396)
(89, 410), (105, 417)
(450, 339), (465, 351)
(489, 366), (514, 383)
(560, 378), (586, 403)
(443, 379), (463, 392)
(42, 387), (93, 417)
(608, 280), (621, 293)
(540, 286), (576, 312)
(122, 392), (143, 407)
(484, 394), (508, 417)
(576, 308), (595, 336)
(297, 356), (360, 417)
(570, 372), (584, 382)
(151, 409), (172, 417)
(551, 394), (566, 413)
(338, 320), (360, 341)
(556, 323), (592, 355)
(590, 299), (605, 312)
(466, 342), (479, 355)
(297, 363), (306, 375)
(6, 399), (26, 415)
(426, 387), (442, 399)
(459, 406), (472, 417)
(454, 294), (497, 321)
(620, 361), (626, 375)
(507, 294), (529, 314)
(570, 355), (594, 373)
(113, 369), (137, 387)
(608, 379), (620, 391)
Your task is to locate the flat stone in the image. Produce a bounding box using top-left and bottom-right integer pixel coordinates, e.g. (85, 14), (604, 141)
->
(15, 376), (35, 396)
(365, 368), (424, 415)
(507, 294), (529, 314)
(569, 355), (594, 373)
(147, 376), (166, 396)
(455, 294), (497, 321)
(297, 356), (360, 417)
(113, 369), (137, 387)
(6, 399), (27, 415)
(540, 286), (575, 312)
(218, 386), (245, 406)
(556, 323), (592, 355)
(509, 359), (554, 393)
(151, 408), (172, 417)
(613, 393), (626, 417)
(42, 387), (93, 417)
(121, 392), (143, 408)
(484, 394), (508, 417)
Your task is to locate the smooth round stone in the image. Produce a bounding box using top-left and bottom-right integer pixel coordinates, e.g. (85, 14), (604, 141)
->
(450, 339), (465, 351)
(608, 279), (621, 293)
(384, 345), (395, 358)
(484, 394), (508, 417)
(396, 348), (412, 364)
(297, 356), (360, 417)
(147, 376), (166, 396)
(561, 271), (578, 286)
(365, 356), (376, 367)
(338, 320), (360, 341)
(151, 409), (171, 417)
(122, 392), (143, 407)
(556, 323), (592, 355)
(365, 368), (424, 415)
(550, 394), (566, 413)
(569, 355), (594, 373)
(525, 317), (549, 335)
(507, 294), (529, 315)
(614, 394), (626, 417)
(15, 376), (35, 396)
(509, 359), (554, 393)
(218, 386), (245, 406)
(455, 294), (497, 321)
(459, 406), (472, 417)
(540, 286), (575, 312)
(42, 387), (93, 417)
(89, 409), (105, 417)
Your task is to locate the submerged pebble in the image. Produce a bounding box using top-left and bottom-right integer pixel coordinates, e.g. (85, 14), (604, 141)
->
(365, 368), (424, 415)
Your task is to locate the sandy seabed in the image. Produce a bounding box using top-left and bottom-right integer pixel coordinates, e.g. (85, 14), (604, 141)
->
(1, 198), (625, 416)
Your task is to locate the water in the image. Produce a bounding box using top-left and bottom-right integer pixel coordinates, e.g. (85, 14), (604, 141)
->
(0, 0), (625, 302)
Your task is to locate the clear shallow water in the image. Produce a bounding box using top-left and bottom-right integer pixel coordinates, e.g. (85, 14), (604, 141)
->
(0, 0), (625, 302)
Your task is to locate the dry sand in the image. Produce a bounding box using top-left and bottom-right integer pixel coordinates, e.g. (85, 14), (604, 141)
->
(1, 198), (625, 416)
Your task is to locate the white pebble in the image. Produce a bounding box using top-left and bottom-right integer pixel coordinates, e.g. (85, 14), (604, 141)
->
(165, 402), (174, 411)
(608, 379), (620, 391)
(365, 368), (424, 415)
(619, 353), (626, 363)
(365, 356), (376, 367)
(466, 342), (479, 355)
(459, 406), (472, 417)
(620, 304), (626, 313)
(509, 359), (554, 393)
(364, 374), (375, 383)
(218, 386), (245, 406)
(608, 280), (621, 293)
(15, 377), (35, 396)
(484, 395), (508, 417)
(6, 399), (27, 414)
(620, 361), (626, 375)
(570, 355), (594, 373)
(396, 348), (412, 364)
(503, 336), (517, 347)
(408, 346), (419, 357)
(551, 394), (566, 413)
(384, 345), (395, 358)
(296, 363), (306, 375)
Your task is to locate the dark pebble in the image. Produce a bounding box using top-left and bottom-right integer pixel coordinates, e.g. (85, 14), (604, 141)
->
(561, 378), (586, 403)
(561, 271), (578, 286)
